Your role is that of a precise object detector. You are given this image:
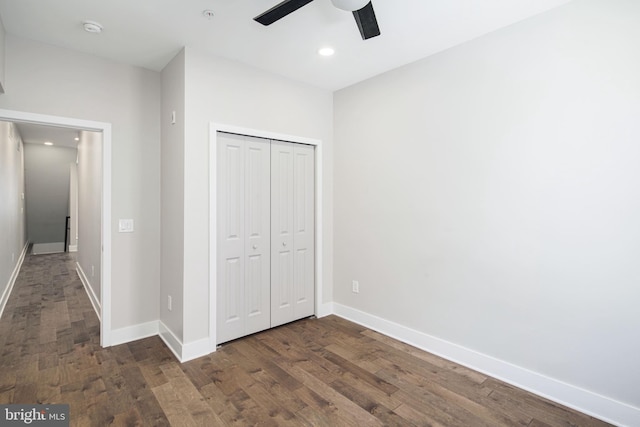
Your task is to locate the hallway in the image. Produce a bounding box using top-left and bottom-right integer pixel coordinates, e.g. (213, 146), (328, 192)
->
(0, 253), (611, 426)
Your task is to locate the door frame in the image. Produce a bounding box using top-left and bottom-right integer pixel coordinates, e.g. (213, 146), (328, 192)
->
(209, 123), (324, 349)
(0, 109), (113, 347)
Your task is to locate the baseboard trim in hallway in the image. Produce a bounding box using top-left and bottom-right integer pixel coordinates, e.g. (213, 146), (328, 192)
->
(76, 262), (101, 321)
(111, 320), (159, 346)
(0, 242), (28, 320)
(31, 242), (65, 255)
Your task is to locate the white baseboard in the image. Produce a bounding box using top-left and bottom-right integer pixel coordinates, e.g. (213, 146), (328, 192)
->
(316, 301), (334, 318)
(158, 321), (185, 361)
(32, 242), (65, 255)
(158, 321), (213, 363)
(183, 337), (212, 362)
(0, 242), (29, 320)
(68, 245), (78, 253)
(110, 320), (159, 346)
(332, 303), (639, 427)
(76, 262), (101, 321)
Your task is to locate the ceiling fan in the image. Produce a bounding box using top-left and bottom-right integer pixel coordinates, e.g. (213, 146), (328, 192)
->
(254, 0), (381, 40)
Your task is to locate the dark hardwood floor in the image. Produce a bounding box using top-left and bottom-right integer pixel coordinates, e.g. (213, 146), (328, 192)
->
(0, 252), (611, 426)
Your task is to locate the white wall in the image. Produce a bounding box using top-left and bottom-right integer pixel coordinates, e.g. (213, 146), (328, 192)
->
(160, 49), (185, 341)
(0, 35), (161, 331)
(0, 120), (26, 314)
(69, 162), (78, 251)
(174, 48), (333, 347)
(24, 143), (76, 244)
(334, 0), (640, 419)
(0, 15), (5, 93)
(77, 131), (102, 303)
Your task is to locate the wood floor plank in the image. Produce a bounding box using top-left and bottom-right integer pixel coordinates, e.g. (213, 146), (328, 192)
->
(392, 402), (449, 427)
(221, 351), (302, 426)
(378, 370), (494, 427)
(233, 341), (308, 415)
(152, 381), (199, 426)
(486, 380), (607, 427)
(272, 355), (385, 426)
(158, 363), (226, 426)
(199, 382), (248, 426)
(235, 336), (305, 392)
(110, 406), (145, 427)
(320, 346), (399, 395)
(0, 252), (614, 427)
(362, 328), (488, 385)
(375, 357), (531, 427)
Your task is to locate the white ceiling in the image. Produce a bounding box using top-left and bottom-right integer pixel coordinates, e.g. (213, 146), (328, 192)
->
(0, 0), (571, 91)
(14, 122), (79, 149)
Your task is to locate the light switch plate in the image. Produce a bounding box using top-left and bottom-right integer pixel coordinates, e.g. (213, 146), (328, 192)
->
(119, 219), (134, 233)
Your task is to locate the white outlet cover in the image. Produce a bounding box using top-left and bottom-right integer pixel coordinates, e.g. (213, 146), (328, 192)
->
(119, 219), (134, 233)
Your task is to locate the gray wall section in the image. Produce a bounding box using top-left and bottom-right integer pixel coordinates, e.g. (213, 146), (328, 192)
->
(77, 131), (102, 303)
(68, 163), (78, 250)
(0, 121), (26, 309)
(24, 143), (76, 244)
(0, 15), (5, 93)
(334, 0), (640, 410)
(160, 49), (186, 341)
(0, 35), (161, 331)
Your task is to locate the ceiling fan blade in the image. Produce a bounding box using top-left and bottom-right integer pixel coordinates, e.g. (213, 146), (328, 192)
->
(254, 0), (315, 26)
(353, 1), (380, 40)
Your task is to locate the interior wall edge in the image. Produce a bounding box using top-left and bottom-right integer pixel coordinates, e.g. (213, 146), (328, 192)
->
(158, 320), (210, 363)
(331, 302), (639, 427)
(159, 320), (183, 361)
(0, 241), (28, 321)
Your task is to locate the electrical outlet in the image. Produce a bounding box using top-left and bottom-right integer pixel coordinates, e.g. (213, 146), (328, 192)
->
(352, 280), (359, 294)
(167, 295), (172, 311)
(12, 253), (15, 263)
(91, 265), (95, 277)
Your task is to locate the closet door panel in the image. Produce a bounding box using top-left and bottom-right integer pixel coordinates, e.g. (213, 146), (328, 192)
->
(217, 133), (246, 343)
(271, 141), (295, 327)
(218, 133), (316, 342)
(244, 137), (271, 335)
(293, 144), (315, 319)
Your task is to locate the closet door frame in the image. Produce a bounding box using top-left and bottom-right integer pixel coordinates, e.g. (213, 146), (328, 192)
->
(209, 123), (324, 350)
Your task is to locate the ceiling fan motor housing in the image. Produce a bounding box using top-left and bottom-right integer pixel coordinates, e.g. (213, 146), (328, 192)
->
(331, 0), (370, 12)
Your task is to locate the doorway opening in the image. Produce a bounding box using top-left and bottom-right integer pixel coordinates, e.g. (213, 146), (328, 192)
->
(0, 108), (113, 347)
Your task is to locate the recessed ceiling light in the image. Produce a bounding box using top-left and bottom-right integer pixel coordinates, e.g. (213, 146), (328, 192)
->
(318, 47), (335, 57)
(202, 10), (215, 19)
(74, 137), (80, 141)
(44, 142), (53, 146)
(83, 21), (103, 33)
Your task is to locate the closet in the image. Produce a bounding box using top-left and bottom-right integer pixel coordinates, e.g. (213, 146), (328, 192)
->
(216, 132), (315, 344)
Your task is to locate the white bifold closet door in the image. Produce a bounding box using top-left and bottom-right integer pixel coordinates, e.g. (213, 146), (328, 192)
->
(217, 133), (272, 344)
(271, 141), (315, 327)
(217, 133), (314, 344)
